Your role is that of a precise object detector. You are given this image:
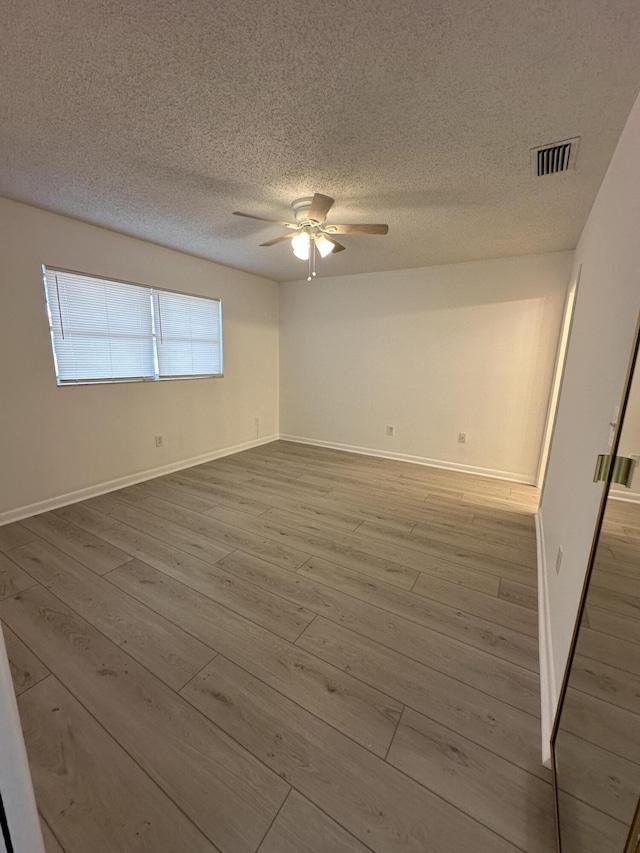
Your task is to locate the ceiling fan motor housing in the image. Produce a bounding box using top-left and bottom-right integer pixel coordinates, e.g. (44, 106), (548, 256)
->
(292, 197), (315, 224)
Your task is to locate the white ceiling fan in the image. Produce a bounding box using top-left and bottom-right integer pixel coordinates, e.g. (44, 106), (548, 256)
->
(234, 193), (389, 279)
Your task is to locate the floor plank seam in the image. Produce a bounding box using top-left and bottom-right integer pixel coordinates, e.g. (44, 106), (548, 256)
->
(151, 487), (538, 582)
(292, 611), (318, 642)
(306, 613), (541, 719)
(88, 509), (281, 568)
(409, 578), (538, 636)
(93, 562), (427, 759)
(18, 579), (222, 692)
(21, 672), (224, 852)
(177, 652), (535, 850)
(267, 790), (381, 853)
(253, 786), (293, 852)
(90, 538), (544, 720)
(579, 624), (640, 650)
(383, 703), (405, 763)
(177, 642), (395, 765)
(353, 525), (537, 572)
(288, 613), (546, 763)
(12, 669), (54, 697)
(175, 652), (220, 693)
(39, 810), (68, 853)
(2, 546), (39, 586)
(88, 503), (313, 577)
(568, 681), (640, 717)
(294, 562), (540, 662)
(149, 516), (514, 665)
(100, 557), (314, 654)
(294, 555), (314, 573)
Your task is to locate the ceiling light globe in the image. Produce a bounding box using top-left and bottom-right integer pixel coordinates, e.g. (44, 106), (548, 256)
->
(315, 234), (335, 258)
(292, 231), (310, 260)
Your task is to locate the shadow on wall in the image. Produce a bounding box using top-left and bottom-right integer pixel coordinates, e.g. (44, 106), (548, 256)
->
(284, 253), (571, 318)
(279, 251), (573, 481)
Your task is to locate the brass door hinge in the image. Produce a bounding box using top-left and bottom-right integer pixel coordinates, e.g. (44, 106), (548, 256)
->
(593, 454), (636, 487)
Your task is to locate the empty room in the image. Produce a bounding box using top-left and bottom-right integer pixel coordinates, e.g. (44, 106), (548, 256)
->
(1, 2), (639, 852)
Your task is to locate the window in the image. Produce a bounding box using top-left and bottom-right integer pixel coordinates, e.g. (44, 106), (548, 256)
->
(42, 267), (223, 385)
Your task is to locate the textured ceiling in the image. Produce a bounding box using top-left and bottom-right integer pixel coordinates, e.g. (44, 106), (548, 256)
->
(2, 0), (640, 282)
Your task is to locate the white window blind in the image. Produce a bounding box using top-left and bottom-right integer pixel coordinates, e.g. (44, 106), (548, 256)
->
(44, 269), (155, 383)
(154, 290), (223, 378)
(42, 267), (223, 385)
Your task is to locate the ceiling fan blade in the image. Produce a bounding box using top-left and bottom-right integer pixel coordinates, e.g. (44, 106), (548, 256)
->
(327, 223), (389, 235)
(259, 234), (297, 247)
(307, 193), (335, 225)
(325, 236), (346, 253)
(233, 211), (294, 227)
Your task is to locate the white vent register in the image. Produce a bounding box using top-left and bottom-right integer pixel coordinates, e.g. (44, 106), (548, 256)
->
(531, 137), (580, 177)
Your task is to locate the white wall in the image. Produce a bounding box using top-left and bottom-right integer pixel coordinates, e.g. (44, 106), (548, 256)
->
(539, 88), (640, 716)
(0, 198), (279, 520)
(279, 252), (572, 482)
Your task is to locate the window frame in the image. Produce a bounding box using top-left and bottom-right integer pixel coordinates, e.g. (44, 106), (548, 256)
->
(42, 265), (224, 386)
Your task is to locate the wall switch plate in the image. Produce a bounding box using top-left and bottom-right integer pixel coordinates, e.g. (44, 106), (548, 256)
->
(458, 432), (468, 444)
(555, 546), (563, 573)
(386, 425), (395, 436)
(155, 435), (163, 447)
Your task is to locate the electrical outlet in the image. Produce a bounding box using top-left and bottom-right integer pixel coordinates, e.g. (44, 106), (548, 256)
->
(555, 546), (563, 573)
(458, 432), (468, 444)
(386, 425), (395, 436)
(154, 435), (163, 448)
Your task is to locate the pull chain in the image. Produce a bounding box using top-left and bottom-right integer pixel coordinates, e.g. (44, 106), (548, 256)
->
(307, 238), (318, 280)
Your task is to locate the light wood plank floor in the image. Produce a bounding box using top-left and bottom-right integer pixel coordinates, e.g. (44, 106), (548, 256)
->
(0, 441), (569, 852)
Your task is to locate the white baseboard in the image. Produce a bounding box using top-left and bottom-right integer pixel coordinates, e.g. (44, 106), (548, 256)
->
(535, 510), (555, 769)
(1, 431), (538, 524)
(0, 434), (279, 526)
(609, 489), (640, 504)
(279, 434), (536, 485)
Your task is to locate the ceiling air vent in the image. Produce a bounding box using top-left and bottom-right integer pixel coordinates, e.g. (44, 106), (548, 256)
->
(531, 137), (580, 177)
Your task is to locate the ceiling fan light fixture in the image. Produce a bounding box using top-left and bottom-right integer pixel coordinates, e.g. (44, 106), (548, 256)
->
(233, 193), (388, 277)
(315, 233), (335, 258)
(291, 231), (310, 260)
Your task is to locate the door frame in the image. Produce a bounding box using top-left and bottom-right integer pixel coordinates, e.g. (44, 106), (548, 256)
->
(536, 266), (581, 493)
